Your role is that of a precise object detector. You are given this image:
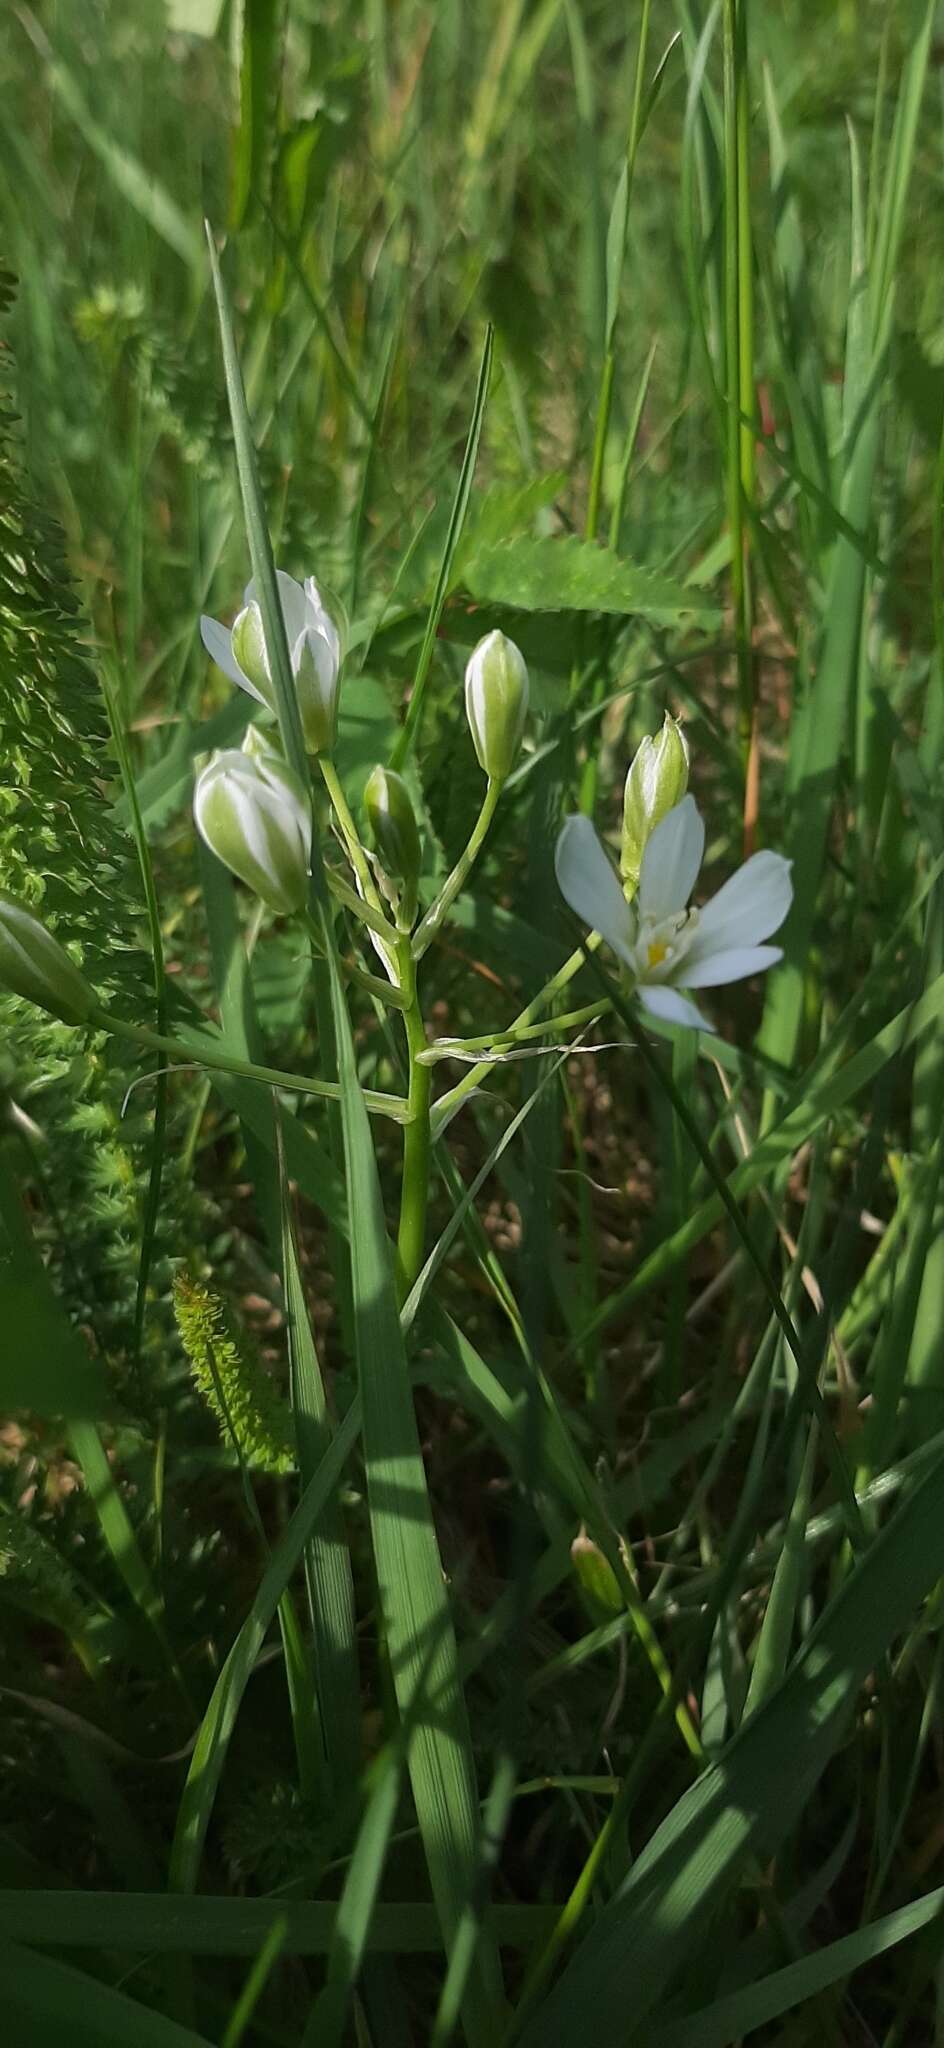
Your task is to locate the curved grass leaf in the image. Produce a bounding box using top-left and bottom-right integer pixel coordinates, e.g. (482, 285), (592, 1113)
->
(659, 1881), (944, 2047)
(168, 1403), (361, 1895)
(0, 1939), (213, 2048)
(516, 1442), (944, 2043)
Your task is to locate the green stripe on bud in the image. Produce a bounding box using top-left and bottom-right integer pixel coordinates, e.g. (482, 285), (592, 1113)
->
(364, 765), (422, 885)
(293, 624), (339, 755)
(230, 601), (274, 710)
(464, 629), (529, 783)
(194, 748), (312, 915)
(0, 891), (96, 1025)
(621, 713), (689, 897)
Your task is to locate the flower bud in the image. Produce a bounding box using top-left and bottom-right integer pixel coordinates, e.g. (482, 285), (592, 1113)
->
(293, 624), (339, 756)
(194, 750), (311, 915)
(364, 766), (422, 884)
(620, 714), (689, 895)
(0, 890), (96, 1025)
(570, 1528), (623, 1619)
(226, 581), (342, 754)
(241, 722), (282, 766)
(464, 630), (529, 783)
(230, 601), (273, 710)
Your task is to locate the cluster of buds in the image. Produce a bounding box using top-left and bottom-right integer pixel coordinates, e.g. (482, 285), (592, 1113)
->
(195, 585), (531, 929)
(0, 588), (535, 1023)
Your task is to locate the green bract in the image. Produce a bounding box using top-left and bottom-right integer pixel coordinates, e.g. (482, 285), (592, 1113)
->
(464, 629), (529, 783)
(193, 748), (312, 915)
(365, 765), (422, 885)
(0, 890), (96, 1025)
(620, 713), (690, 896)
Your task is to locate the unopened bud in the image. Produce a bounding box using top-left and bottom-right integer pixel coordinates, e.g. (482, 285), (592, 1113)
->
(241, 722), (282, 765)
(621, 714), (689, 895)
(230, 601), (273, 709)
(0, 890), (96, 1025)
(365, 766), (421, 884)
(194, 750), (311, 915)
(464, 630), (529, 783)
(226, 581), (342, 754)
(570, 1528), (623, 1618)
(293, 624), (339, 756)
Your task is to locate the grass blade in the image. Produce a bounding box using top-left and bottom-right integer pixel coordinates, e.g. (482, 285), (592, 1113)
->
(325, 928), (505, 2043)
(168, 1402), (361, 1895)
(0, 1940), (213, 2047)
(516, 1442), (944, 2042)
(390, 324), (494, 769)
(280, 1134), (361, 1794)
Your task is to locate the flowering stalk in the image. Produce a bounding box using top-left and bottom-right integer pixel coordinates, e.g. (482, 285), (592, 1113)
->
(86, 1006), (411, 1122)
(412, 777), (502, 960)
(429, 934), (602, 1134)
(395, 933), (433, 1296)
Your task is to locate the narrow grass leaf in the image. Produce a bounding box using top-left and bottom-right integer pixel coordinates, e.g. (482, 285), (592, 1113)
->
(168, 1403), (361, 1895)
(325, 933), (505, 2043)
(0, 1940), (213, 2048)
(517, 1444), (944, 2043)
(391, 324), (494, 769)
(659, 1883), (944, 2047)
(280, 1139), (361, 1791)
(0, 1891), (555, 1955)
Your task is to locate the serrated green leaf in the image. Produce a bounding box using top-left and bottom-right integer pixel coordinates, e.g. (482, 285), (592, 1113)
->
(462, 536), (720, 620)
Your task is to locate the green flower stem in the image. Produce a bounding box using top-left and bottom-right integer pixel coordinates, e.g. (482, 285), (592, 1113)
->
(417, 1000), (607, 1063)
(89, 1008), (411, 1123)
(395, 934), (433, 1296)
(430, 933), (602, 1127)
(412, 777), (502, 961)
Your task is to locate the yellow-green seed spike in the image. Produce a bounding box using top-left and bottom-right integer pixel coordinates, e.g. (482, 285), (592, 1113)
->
(173, 1272), (294, 1474)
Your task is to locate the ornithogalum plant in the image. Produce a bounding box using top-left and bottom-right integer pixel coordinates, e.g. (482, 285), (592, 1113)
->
(0, 669), (794, 1252)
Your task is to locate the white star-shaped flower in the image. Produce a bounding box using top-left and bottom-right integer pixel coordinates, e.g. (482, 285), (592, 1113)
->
(555, 794), (792, 1031)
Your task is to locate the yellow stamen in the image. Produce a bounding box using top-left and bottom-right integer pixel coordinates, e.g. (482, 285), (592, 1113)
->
(647, 940), (668, 969)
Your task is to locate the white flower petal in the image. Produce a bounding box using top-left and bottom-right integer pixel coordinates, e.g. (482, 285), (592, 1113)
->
(682, 943), (782, 989)
(638, 984), (710, 1032)
(555, 814), (636, 963)
(200, 614), (256, 693)
(689, 850), (793, 960)
(244, 570), (309, 650)
(303, 577), (341, 665)
(293, 624), (336, 691)
(638, 795), (705, 922)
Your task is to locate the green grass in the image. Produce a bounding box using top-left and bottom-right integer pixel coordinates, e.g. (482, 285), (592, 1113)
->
(2, 2), (944, 2043)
